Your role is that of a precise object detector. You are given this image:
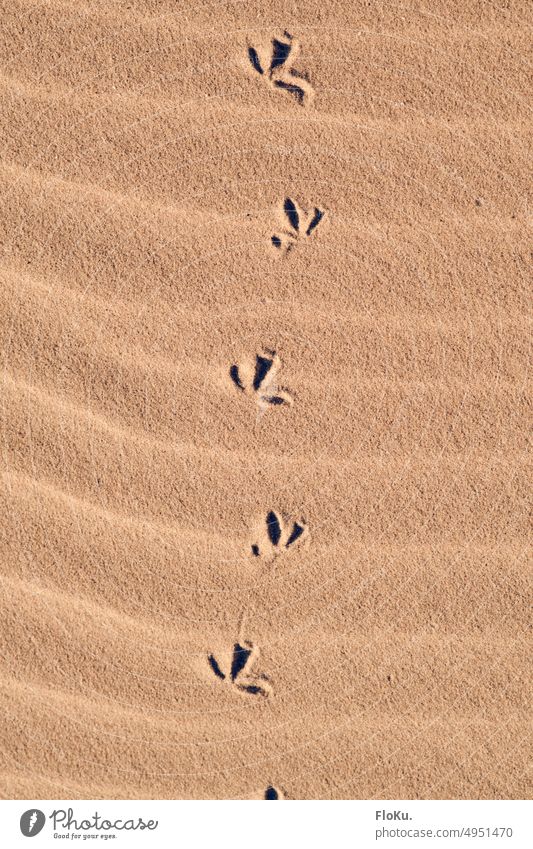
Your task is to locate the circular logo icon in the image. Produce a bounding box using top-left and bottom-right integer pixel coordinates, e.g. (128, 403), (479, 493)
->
(20, 810), (46, 837)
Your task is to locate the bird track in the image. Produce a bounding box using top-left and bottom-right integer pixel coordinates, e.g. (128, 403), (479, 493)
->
(251, 510), (308, 561)
(230, 349), (293, 410)
(272, 197), (326, 253)
(207, 640), (272, 697)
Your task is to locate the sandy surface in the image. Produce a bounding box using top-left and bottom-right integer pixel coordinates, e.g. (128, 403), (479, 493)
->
(0, 0), (531, 799)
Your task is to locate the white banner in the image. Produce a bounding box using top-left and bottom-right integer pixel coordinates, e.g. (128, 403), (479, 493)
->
(0, 800), (531, 848)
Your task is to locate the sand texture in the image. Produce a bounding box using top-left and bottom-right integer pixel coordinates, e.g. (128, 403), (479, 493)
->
(0, 0), (531, 800)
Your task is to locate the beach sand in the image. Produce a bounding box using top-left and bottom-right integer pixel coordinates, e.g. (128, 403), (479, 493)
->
(0, 0), (531, 799)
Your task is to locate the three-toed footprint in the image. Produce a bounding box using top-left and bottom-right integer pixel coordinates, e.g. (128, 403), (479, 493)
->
(272, 197), (326, 253)
(230, 349), (293, 410)
(264, 786), (284, 799)
(251, 510), (308, 561)
(247, 31), (314, 105)
(208, 640), (272, 697)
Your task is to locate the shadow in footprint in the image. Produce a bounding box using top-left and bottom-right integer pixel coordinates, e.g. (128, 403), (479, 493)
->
(306, 207), (325, 236)
(265, 786), (282, 799)
(285, 521), (305, 547)
(207, 654), (225, 680)
(230, 643), (252, 682)
(283, 197), (299, 231)
(271, 38), (292, 71)
(246, 31), (314, 106)
(229, 364), (244, 391)
(248, 46), (263, 75)
(253, 355), (275, 391)
(266, 510), (282, 546)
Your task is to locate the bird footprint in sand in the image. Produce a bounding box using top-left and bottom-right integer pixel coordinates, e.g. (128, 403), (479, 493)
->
(264, 785), (284, 799)
(251, 510), (308, 561)
(247, 31), (314, 105)
(272, 197), (326, 253)
(230, 349), (293, 409)
(208, 641), (272, 697)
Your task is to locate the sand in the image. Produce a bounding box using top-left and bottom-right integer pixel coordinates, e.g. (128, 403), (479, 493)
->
(0, 0), (531, 800)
